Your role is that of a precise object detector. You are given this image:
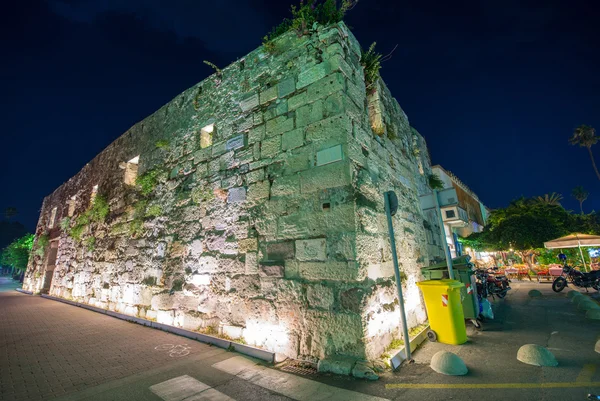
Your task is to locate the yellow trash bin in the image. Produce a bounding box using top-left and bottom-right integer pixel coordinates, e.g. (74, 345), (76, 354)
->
(417, 279), (468, 345)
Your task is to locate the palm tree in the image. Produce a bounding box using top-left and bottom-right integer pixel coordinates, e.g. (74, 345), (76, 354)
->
(569, 124), (600, 181)
(535, 192), (563, 206)
(571, 185), (589, 214)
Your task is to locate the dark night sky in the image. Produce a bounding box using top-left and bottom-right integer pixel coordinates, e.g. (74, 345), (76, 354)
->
(2, 0), (600, 231)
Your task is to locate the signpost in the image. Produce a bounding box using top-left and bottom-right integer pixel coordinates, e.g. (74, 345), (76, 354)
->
(384, 191), (412, 362)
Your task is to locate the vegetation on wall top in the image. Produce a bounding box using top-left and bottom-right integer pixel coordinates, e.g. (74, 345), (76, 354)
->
(262, 0), (358, 47)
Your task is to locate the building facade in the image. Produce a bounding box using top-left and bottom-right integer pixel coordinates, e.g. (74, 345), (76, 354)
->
(431, 165), (489, 257)
(24, 23), (443, 367)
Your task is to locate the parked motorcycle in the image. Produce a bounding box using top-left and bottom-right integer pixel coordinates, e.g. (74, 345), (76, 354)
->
(551, 262), (600, 292)
(475, 267), (511, 299)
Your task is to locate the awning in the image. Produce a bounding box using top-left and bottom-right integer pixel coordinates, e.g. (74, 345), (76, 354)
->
(544, 233), (600, 249)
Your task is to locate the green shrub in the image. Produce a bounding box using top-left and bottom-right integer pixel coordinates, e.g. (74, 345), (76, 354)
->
(155, 139), (169, 149)
(171, 278), (185, 292)
(85, 236), (96, 252)
(361, 42), (382, 91)
(34, 234), (49, 257)
(428, 173), (444, 191)
(262, 0), (357, 48)
(70, 224), (85, 242)
(89, 195), (109, 224)
(136, 168), (161, 197)
(145, 204), (163, 218)
(59, 217), (71, 231)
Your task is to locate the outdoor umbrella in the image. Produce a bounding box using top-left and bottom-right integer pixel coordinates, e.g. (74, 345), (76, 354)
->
(543, 233), (600, 271)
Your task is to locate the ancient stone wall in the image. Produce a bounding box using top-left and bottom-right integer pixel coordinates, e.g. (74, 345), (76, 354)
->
(25, 22), (443, 364)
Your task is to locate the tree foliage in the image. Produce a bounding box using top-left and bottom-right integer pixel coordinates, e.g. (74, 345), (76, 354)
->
(463, 196), (599, 254)
(569, 124), (600, 181)
(0, 233), (34, 273)
(572, 185), (589, 214)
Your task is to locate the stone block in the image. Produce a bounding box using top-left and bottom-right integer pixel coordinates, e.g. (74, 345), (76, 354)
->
(259, 85), (278, 105)
(193, 148), (212, 164)
(284, 151), (311, 175)
(247, 180), (270, 201)
(340, 288), (365, 313)
(299, 261), (358, 281)
(306, 284), (334, 309)
(246, 168), (264, 184)
(278, 77), (296, 98)
(288, 91), (308, 111)
(238, 237), (258, 253)
(227, 187), (247, 203)
(260, 135), (282, 158)
(259, 262), (284, 277)
(295, 238), (327, 261)
(300, 160), (351, 194)
(156, 310), (175, 325)
(306, 73), (345, 100)
(189, 240), (203, 257)
(298, 62), (329, 89)
(267, 241), (295, 261)
(266, 115), (295, 137)
(316, 144), (343, 166)
(281, 128), (304, 151)
(248, 124), (265, 144)
(305, 115), (351, 147)
(245, 252), (258, 274)
(295, 100), (323, 128)
(264, 101), (288, 121)
(271, 175), (300, 197)
(240, 93), (259, 112)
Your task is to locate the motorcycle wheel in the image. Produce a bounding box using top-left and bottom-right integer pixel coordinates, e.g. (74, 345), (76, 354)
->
(552, 277), (568, 293)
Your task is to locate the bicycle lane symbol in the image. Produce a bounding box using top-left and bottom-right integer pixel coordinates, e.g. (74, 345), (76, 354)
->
(154, 344), (191, 358)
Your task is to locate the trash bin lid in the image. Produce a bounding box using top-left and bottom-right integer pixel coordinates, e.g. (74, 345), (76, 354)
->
(416, 279), (465, 289)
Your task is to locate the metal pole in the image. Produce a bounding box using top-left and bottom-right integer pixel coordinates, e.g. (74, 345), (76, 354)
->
(433, 189), (455, 280)
(384, 192), (412, 362)
(578, 241), (588, 271)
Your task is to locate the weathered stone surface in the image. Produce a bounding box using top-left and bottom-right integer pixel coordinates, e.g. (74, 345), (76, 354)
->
(25, 23), (437, 369)
(306, 284), (334, 309)
(295, 238), (327, 261)
(352, 360), (379, 381)
(259, 263), (284, 278)
(517, 344), (558, 367)
(317, 355), (356, 375)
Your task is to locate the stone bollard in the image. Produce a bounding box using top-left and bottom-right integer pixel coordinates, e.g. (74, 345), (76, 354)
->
(586, 309), (600, 320)
(528, 289), (542, 298)
(578, 299), (600, 312)
(567, 290), (580, 298)
(517, 344), (558, 367)
(430, 351), (468, 376)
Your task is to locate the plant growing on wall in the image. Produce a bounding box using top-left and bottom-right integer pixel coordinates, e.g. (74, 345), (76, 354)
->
(155, 139), (169, 149)
(428, 173), (444, 191)
(34, 234), (49, 257)
(136, 168), (162, 197)
(85, 236), (96, 252)
(59, 217), (71, 231)
(360, 42), (382, 91)
(67, 195), (110, 242)
(262, 0), (358, 50)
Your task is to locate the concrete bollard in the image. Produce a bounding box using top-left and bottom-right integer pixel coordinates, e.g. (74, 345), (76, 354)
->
(430, 351), (468, 376)
(517, 344), (558, 367)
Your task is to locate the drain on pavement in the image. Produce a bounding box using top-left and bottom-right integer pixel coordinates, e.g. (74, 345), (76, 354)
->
(280, 360), (318, 376)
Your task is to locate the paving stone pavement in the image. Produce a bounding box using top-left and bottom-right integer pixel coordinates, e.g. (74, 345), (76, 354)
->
(0, 279), (210, 401)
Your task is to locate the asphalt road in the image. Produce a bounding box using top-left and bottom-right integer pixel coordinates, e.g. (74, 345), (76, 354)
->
(1, 277), (599, 401)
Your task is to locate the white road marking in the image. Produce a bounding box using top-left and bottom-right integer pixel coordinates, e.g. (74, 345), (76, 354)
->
(149, 375), (234, 401)
(212, 356), (390, 401)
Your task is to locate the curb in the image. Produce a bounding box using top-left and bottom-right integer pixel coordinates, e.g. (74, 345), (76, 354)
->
(15, 288), (33, 295)
(39, 294), (275, 363)
(390, 326), (430, 369)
